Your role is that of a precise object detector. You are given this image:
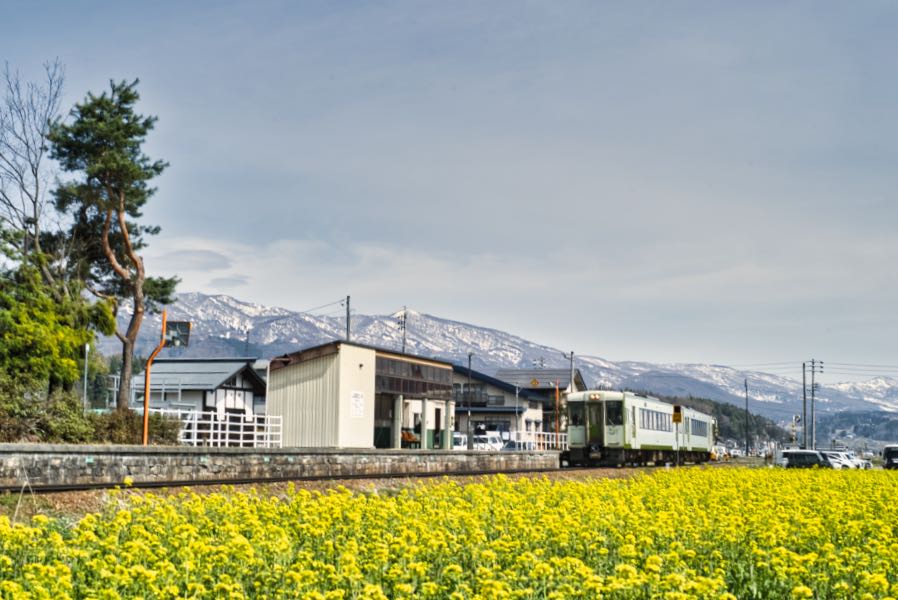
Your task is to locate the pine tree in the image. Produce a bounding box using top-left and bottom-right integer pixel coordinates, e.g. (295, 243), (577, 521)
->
(49, 80), (177, 410)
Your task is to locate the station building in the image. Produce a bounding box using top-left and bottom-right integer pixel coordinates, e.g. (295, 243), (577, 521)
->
(267, 341), (455, 449)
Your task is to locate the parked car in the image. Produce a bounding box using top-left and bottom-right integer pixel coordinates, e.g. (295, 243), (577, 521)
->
(821, 451), (855, 469)
(452, 432), (468, 451)
(838, 450), (865, 468)
(883, 445), (898, 470)
(782, 450), (836, 469)
(473, 433), (503, 451)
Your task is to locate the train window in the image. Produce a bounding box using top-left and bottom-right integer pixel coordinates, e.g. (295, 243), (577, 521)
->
(569, 403), (585, 426)
(588, 404), (601, 427)
(606, 401), (623, 426)
(691, 419), (708, 437)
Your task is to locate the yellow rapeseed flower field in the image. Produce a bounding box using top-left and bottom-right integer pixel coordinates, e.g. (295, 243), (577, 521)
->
(0, 468), (896, 598)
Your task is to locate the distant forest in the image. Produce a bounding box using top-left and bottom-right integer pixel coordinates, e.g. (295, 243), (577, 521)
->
(629, 391), (790, 446)
(815, 411), (898, 445)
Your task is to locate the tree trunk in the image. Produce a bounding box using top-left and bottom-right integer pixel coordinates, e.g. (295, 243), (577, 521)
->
(116, 285), (145, 411)
(116, 337), (133, 411)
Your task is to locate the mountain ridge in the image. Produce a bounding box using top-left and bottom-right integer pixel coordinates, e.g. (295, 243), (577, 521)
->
(97, 292), (898, 421)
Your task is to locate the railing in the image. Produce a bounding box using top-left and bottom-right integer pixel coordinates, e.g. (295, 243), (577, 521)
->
(145, 408), (283, 448)
(509, 430), (568, 451)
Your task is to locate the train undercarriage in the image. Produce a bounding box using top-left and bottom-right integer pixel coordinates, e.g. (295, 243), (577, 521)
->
(565, 446), (711, 467)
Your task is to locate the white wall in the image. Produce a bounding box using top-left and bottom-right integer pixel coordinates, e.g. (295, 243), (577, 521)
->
(204, 388), (255, 418)
(335, 345), (376, 448)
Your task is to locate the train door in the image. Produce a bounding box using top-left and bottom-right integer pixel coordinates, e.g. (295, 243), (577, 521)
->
(587, 403), (604, 445)
(604, 400), (624, 447)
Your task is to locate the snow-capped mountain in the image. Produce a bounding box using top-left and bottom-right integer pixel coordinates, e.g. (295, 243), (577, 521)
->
(99, 292), (898, 420)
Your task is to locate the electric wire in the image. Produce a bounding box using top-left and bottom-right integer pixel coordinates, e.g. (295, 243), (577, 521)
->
(291, 298), (346, 315)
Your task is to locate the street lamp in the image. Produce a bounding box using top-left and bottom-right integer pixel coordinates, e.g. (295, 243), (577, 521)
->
(467, 352), (474, 450)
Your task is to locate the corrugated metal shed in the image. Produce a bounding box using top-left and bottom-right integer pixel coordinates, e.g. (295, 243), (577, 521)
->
(134, 358), (266, 391)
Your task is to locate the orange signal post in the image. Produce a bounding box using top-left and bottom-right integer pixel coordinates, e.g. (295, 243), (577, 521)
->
(142, 310), (168, 446)
(555, 379), (561, 448)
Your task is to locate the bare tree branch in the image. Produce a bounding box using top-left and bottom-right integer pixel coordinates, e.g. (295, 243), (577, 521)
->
(0, 59), (64, 269)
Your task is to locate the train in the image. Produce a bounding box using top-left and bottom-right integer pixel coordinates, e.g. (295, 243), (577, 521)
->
(564, 390), (716, 467)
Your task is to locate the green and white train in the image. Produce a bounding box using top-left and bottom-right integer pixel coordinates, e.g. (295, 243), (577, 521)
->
(565, 391), (716, 467)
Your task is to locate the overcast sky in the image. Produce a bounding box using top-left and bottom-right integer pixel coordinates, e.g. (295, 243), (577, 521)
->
(5, 1), (898, 376)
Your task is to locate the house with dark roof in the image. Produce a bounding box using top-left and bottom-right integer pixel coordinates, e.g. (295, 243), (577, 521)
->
(492, 368), (587, 435)
(451, 365), (544, 442)
(132, 357), (267, 418)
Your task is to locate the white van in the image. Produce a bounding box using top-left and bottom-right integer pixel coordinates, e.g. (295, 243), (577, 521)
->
(473, 433), (503, 451)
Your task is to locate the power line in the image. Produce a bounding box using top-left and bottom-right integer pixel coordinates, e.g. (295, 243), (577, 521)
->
(722, 361), (796, 368)
(820, 366), (898, 373)
(821, 370), (898, 377)
(289, 298), (346, 316)
(828, 362), (898, 369)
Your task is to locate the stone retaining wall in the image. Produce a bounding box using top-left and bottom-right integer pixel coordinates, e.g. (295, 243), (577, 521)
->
(0, 444), (560, 490)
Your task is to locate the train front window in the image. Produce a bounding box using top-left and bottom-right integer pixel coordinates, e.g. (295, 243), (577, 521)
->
(569, 403), (585, 426)
(605, 401), (623, 426)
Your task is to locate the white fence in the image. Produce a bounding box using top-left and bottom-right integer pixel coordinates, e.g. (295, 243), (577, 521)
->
(147, 408), (282, 448)
(509, 430), (568, 451)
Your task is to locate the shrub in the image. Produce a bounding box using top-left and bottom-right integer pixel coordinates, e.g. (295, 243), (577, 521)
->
(89, 409), (181, 445)
(0, 372), (180, 444)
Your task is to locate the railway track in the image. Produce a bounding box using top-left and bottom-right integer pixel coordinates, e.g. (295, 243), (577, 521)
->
(3, 465), (567, 495)
(5, 462), (734, 496)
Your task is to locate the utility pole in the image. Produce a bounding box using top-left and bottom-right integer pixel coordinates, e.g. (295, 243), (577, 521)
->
(398, 306), (407, 353)
(809, 359), (823, 450)
(82, 343), (90, 413)
(466, 352), (474, 450)
(802, 362), (807, 449)
(562, 351), (575, 392)
(554, 379), (560, 445)
(744, 378), (749, 456)
(345, 295), (351, 341)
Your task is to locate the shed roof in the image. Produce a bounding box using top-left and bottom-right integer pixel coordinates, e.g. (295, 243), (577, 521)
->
(135, 358), (266, 391)
(269, 339), (454, 372)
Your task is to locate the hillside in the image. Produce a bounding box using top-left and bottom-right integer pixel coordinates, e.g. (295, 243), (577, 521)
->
(97, 292), (898, 424)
